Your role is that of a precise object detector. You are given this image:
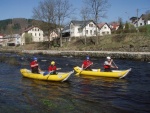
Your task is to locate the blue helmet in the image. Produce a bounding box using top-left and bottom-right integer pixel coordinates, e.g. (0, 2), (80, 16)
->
(86, 56), (90, 60)
(33, 57), (37, 60)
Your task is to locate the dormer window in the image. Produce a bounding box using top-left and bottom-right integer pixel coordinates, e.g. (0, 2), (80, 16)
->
(89, 24), (93, 27)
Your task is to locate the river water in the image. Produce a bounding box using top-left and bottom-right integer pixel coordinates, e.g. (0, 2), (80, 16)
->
(0, 53), (150, 113)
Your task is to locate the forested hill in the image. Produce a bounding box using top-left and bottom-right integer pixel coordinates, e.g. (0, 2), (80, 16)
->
(0, 18), (44, 34)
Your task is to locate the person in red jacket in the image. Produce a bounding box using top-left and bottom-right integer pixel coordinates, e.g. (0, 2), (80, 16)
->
(48, 61), (58, 74)
(103, 56), (118, 72)
(30, 57), (41, 73)
(81, 56), (93, 71)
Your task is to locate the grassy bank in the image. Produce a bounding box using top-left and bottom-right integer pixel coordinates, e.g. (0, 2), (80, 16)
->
(1, 33), (150, 52)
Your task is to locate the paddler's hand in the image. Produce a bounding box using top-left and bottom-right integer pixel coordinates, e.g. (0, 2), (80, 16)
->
(115, 66), (118, 69)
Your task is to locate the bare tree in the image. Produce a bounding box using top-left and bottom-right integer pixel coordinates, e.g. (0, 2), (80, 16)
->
(32, 0), (56, 48)
(83, 0), (110, 44)
(80, 6), (90, 45)
(32, 0), (73, 47)
(55, 0), (74, 47)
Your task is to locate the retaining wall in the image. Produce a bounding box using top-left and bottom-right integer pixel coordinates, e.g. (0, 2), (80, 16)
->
(21, 50), (150, 61)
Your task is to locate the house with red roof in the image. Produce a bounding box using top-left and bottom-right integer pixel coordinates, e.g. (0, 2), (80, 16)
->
(109, 22), (120, 31)
(97, 23), (111, 36)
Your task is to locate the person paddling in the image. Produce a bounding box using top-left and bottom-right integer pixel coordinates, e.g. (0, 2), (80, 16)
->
(103, 56), (118, 72)
(30, 57), (41, 74)
(48, 61), (61, 74)
(81, 56), (93, 71)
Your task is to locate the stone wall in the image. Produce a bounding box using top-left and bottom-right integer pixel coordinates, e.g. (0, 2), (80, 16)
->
(21, 50), (150, 61)
(0, 49), (149, 61)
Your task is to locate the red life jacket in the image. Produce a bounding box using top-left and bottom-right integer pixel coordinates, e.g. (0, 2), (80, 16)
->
(104, 65), (110, 69)
(30, 61), (38, 68)
(83, 60), (92, 68)
(48, 65), (56, 71)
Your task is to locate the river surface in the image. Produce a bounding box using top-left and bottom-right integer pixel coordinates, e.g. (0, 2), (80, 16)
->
(0, 53), (150, 113)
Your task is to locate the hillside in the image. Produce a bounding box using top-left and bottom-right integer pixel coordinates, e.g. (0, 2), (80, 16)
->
(0, 18), (45, 34)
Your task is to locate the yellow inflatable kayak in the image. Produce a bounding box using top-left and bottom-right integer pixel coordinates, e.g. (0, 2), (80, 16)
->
(74, 66), (131, 78)
(20, 69), (74, 82)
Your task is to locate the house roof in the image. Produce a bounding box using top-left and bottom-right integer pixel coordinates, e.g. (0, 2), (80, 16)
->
(23, 26), (41, 32)
(0, 34), (3, 36)
(70, 20), (97, 29)
(97, 23), (106, 29)
(109, 22), (120, 30)
(62, 26), (70, 33)
(97, 23), (112, 30)
(3, 34), (21, 39)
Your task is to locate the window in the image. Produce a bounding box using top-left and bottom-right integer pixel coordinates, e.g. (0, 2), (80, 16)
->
(78, 28), (82, 33)
(86, 30), (88, 34)
(102, 32), (105, 34)
(35, 33), (36, 36)
(89, 24), (93, 27)
(90, 30), (92, 35)
(39, 33), (40, 36)
(94, 30), (96, 35)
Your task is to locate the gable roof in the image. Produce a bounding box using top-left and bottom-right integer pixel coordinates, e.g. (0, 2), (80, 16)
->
(23, 26), (41, 32)
(70, 20), (97, 29)
(97, 23), (105, 29)
(97, 23), (111, 30)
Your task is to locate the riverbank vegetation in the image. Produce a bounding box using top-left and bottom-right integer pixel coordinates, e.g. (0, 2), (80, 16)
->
(1, 32), (149, 52)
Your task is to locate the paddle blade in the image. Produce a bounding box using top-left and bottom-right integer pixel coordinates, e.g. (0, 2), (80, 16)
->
(43, 71), (49, 76)
(75, 73), (80, 76)
(75, 70), (82, 76)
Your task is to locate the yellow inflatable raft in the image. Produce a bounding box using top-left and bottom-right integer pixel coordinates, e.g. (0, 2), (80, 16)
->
(74, 66), (131, 79)
(20, 69), (73, 82)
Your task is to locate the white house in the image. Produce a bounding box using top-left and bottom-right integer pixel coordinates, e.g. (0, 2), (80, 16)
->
(0, 34), (21, 46)
(97, 23), (111, 36)
(43, 30), (59, 42)
(7, 34), (21, 46)
(0, 34), (4, 46)
(69, 20), (99, 37)
(21, 26), (44, 44)
(0, 34), (3, 42)
(136, 14), (145, 27)
(130, 14), (150, 27)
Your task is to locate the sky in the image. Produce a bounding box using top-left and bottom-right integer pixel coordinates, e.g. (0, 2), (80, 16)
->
(0, 0), (150, 24)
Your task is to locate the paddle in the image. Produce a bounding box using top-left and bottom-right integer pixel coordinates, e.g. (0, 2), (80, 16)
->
(43, 71), (54, 76)
(76, 62), (93, 76)
(43, 68), (61, 76)
(112, 61), (118, 69)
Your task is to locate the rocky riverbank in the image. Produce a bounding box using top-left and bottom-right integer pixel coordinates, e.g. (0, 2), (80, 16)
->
(20, 50), (150, 61)
(0, 49), (150, 61)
